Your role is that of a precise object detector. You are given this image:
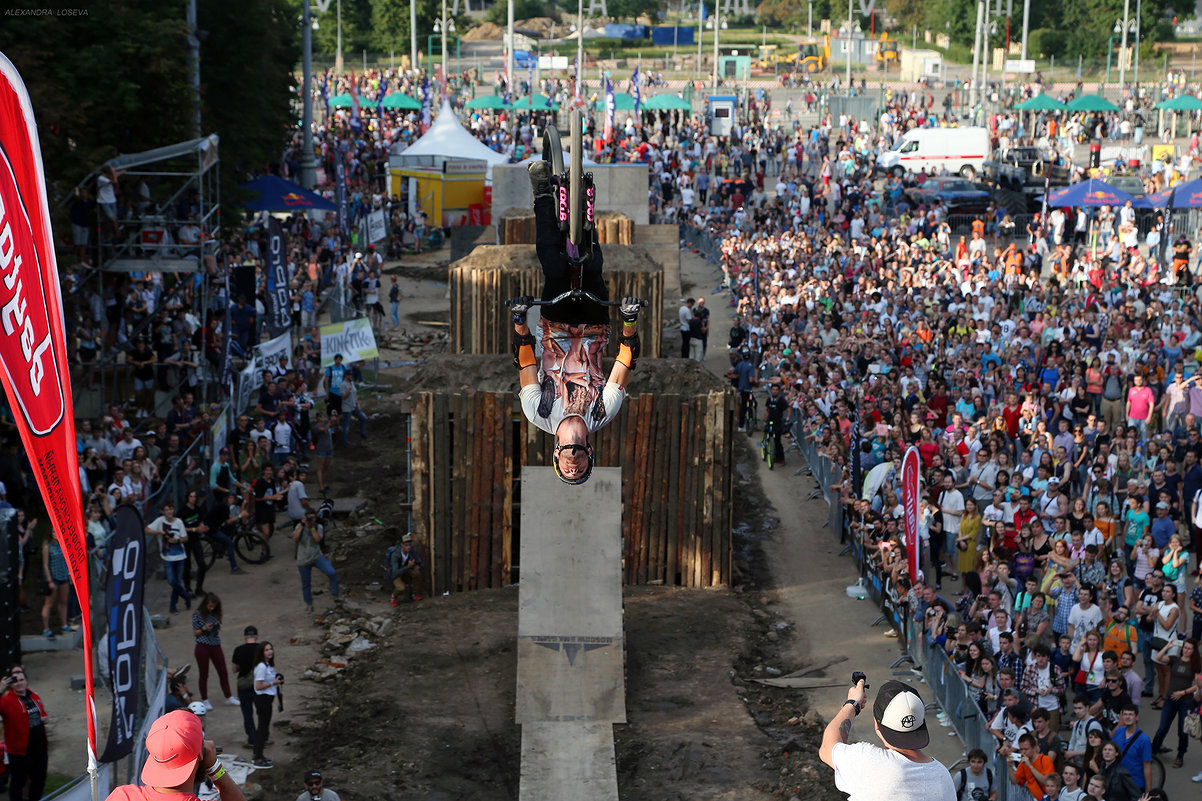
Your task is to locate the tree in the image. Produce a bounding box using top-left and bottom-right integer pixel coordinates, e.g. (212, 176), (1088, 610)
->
(198, 0), (297, 190)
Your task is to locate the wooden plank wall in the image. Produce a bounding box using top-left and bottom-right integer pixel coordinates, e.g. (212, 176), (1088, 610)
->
(449, 265), (663, 359)
(409, 389), (734, 594)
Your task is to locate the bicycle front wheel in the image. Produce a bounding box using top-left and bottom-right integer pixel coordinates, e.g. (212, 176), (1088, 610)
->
(235, 532), (271, 565)
(199, 538), (218, 570)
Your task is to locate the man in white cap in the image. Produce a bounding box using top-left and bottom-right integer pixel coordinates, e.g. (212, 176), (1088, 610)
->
(819, 678), (955, 801)
(106, 709), (245, 801)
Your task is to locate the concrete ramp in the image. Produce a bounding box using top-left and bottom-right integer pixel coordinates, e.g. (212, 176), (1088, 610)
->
(517, 466), (624, 801)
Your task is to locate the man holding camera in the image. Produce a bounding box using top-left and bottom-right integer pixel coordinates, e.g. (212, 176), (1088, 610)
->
(819, 677), (956, 801)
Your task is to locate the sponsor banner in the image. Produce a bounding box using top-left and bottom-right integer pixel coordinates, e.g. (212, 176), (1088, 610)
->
(320, 317), (379, 367)
(99, 506), (145, 763)
(263, 217), (290, 337)
(366, 209), (386, 244)
(0, 53), (96, 767)
(902, 446), (920, 584)
(254, 331), (291, 387)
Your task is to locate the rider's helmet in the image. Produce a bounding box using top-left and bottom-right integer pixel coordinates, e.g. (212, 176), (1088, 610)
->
(553, 441), (594, 485)
(187, 701), (207, 717)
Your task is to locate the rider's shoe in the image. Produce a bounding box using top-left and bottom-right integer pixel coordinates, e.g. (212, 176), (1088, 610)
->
(528, 161), (554, 201)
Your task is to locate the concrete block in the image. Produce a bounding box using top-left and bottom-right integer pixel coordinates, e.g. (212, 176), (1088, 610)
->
(516, 467), (625, 725)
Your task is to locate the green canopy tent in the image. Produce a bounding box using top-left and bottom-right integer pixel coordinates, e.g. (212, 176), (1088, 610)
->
(594, 92), (637, 111)
(1153, 95), (1202, 139)
(465, 95), (510, 110)
(510, 94), (559, 110)
(382, 93), (422, 110)
(642, 94), (693, 111)
(1066, 94), (1119, 112)
(1155, 95), (1202, 111)
(327, 93), (355, 109)
(1014, 94), (1065, 111)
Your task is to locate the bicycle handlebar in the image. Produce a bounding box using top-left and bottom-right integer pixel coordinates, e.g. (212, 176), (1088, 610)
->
(506, 291), (646, 310)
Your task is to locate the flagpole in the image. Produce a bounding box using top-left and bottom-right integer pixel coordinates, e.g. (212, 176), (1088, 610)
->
(301, 0), (317, 189)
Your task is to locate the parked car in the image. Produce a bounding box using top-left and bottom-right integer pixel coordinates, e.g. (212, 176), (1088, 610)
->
(905, 175), (992, 215)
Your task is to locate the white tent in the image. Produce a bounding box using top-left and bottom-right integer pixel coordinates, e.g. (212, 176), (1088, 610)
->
(391, 100), (510, 180)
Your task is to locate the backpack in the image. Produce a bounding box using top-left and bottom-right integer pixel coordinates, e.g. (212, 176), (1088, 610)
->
(383, 545), (399, 582)
(955, 767), (993, 801)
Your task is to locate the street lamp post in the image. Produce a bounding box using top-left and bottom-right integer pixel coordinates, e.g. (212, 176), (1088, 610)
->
(301, 0), (317, 189)
(336, 0), (343, 74)
(1134, 0), (1142, 86)
(434, 0), (455, 80)
(707, 14), (727, 89)
(578, 0), (586, 99)
(845, 0), (852, 93)
(1118, 0), (1130, 91)
(697, 4), (704, 82)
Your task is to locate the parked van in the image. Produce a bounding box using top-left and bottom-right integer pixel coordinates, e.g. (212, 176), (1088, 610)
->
(875, 127), (990, 180)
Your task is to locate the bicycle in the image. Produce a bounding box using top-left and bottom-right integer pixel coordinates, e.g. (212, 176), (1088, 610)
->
(740, 390), (758, 435)
(760, 419), (776, 470)
(197, 522), (271, 568)
(541, 110), (596, 288)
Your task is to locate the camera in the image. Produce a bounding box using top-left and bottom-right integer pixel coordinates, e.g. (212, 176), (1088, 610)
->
(851, 671), (868, 689)
(276, 673), (285, 685)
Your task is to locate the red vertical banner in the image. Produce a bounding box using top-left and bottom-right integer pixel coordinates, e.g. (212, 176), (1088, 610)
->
(902, 446), (921, 584)
(0, 55), (96, 770)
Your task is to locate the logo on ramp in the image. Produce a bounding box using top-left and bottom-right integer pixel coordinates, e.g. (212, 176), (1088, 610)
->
(531, 635), (612, 666)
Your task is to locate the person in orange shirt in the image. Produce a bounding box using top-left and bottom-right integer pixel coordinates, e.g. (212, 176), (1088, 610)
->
(1008, 733), (1054, 797)
(972, 216), (986, 238)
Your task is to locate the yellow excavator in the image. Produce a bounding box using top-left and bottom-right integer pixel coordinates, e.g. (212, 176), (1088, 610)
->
(788, 35), (830, 73)
(875, 33), (899, 68)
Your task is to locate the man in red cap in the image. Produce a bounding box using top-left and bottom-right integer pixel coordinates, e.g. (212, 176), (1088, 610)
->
(106, 710), (245, 801)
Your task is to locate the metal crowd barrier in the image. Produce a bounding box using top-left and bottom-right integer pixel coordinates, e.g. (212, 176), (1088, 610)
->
(795, 431), (1036, 801)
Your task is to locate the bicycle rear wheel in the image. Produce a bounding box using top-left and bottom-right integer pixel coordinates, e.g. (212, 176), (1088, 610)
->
(766, 429), (774, 470)
(199, 538), (218, 571)
(542, 124), (565, 175)
(235, 531), (271, 565)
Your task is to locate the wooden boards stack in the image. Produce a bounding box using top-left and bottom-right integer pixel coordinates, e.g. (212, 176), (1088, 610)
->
(405, 357), (734, 594)
(449, 244), (663, 358)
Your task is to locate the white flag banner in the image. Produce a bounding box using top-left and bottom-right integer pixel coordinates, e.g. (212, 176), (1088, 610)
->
(253, 331), (292, 388)
(320, 317), (379, 367)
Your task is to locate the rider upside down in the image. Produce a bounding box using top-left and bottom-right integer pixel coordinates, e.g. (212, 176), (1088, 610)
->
(510, 160), (644, 485)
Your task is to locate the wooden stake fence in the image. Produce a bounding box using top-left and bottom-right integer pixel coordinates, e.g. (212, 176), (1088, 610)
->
(409, 383), (733, 594)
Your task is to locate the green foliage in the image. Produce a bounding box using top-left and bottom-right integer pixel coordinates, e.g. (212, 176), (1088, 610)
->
(1027, 28), (1067, 58)
(0, 0), (192, 196)
(199, 0), (297, 194)
(0, 0), (297, 211)
(486, 0), (550, 24)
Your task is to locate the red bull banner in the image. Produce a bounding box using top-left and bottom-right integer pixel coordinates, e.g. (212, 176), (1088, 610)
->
(0, 55), (96, 769)
(901, 446), (920, 584)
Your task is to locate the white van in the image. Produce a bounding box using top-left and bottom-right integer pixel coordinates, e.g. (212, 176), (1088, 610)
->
(875, 127), (990, 180)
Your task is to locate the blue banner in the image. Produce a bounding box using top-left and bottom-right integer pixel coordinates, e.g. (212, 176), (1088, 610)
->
(604, 75), (615, 142)
(631, 66), (641, 117)
(99, 505), (145, 763)
(264, 216), (291, 337)
(336, 161), (350, 241)
(376, 80), (387, 119)
(420, 77), (431, 129)
(321, 70), (330, 118)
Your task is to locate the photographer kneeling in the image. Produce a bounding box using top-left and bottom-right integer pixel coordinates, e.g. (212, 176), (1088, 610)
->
(819, 677), (956, 801)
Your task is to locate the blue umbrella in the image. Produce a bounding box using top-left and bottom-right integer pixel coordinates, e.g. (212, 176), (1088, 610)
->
(238, 175), (337, 212)
(1145, 178), (1202, 209)
(1044, 178), (1151, 209)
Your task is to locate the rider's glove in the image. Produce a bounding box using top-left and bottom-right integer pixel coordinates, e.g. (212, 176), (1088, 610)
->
(619, 297), (643, 326)
(511, 296), (534, 326)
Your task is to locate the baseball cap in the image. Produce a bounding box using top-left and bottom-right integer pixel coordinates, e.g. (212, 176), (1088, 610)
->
(141, 710), (204, 786)
(1157, 501), (1170, 510)
(401, 533), (414, 543)
(304, 770), (323, 782)
(243, 625), (258, 637)
(873, 680), (929, 750)
(1048, 477), (1060, 486)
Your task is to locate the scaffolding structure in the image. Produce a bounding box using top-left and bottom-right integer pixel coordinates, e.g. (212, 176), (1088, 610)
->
(67, 135), (222, 418)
